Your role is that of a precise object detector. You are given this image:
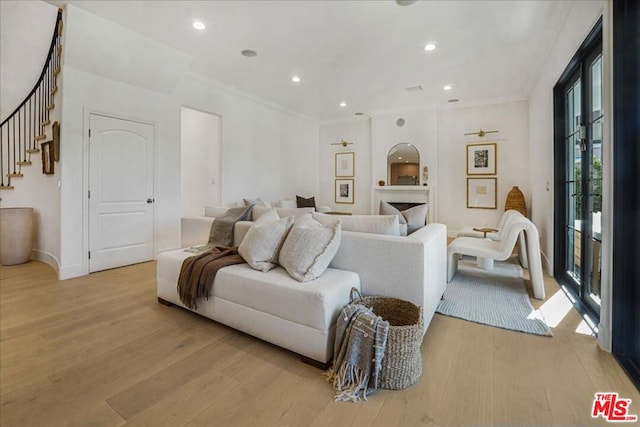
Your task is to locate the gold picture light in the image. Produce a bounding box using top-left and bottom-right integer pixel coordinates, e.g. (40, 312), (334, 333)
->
(331, 139), (353, 147)
(464, 129), (499, 137)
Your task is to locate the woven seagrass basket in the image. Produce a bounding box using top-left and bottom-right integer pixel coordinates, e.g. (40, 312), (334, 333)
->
(505, 186), (527, 216)
(350, 288), (423, 389)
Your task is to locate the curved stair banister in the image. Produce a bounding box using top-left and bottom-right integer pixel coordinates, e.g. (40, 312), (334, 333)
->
(1, 9), (63, 190)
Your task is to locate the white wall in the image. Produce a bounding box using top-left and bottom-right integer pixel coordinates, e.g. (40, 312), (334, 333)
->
(438, 101), (530, 236)
(180, 107), (221, 217)
(319, 119), (371, 213)
(56, 4), (319, 278)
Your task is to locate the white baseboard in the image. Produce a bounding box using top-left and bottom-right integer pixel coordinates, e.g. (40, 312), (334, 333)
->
(540, 250), (552, 276)
(598, 324), (612, 352)
(58, 263), (86, 280)
(32, 250), (60, 276)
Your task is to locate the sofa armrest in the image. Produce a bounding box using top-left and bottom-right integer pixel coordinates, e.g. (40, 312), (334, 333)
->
(181, 216), (214, 248)
(329, 223), (447, 332)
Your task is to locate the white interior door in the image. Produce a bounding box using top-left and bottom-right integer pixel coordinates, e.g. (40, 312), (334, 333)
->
(89, 114), (154, 272)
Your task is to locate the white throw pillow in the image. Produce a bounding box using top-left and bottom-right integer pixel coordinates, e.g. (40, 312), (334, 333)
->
(279, 214), (341, 282)
(313, 212), (400, 236)
(238, 210), (294, 272)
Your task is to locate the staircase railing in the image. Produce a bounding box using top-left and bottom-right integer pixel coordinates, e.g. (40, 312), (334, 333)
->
(1, 9), (63, 190)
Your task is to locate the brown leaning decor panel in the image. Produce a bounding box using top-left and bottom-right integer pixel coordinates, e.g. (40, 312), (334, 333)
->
(41, 141), (54, 175)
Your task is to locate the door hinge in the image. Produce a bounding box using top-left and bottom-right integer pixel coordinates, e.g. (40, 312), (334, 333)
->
(88, 190), (91, 198)
(88, 129), (91, 138)
(88, 251), (91, 259)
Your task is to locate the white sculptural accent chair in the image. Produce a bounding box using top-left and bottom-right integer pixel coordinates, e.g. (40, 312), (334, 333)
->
(457, 210), (529, 268)
(447, 216), (545, 300)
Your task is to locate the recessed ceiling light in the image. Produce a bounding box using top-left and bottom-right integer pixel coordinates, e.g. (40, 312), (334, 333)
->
(398, 156), (403, 160)
(448, 98), (459, 103)
(241, 49), (257, 57)
(396, 0), (417, 5)
(339, 101), (347, 108)
(291, 75), (301, 83)
(424, 43), (437, 51)
(405, 85), (423, 92)
(443, 84), (453, 91)
(192, 20), (205, 30)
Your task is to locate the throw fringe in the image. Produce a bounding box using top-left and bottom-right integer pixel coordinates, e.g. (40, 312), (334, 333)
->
(326, 362), (370, 402)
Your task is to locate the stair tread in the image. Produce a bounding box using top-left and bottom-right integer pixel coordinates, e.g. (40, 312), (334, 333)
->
(27, 149), (41, 154)
(46, 103), (55, 110)
(35, 135), (46, 141)
(42, 120), (51, 126)
(0, 185), (15, 190)
(17, 161), (32, 166)
(7, 173), (24, 178)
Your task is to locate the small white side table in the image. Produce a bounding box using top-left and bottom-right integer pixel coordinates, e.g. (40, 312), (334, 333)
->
(473, 227), (498, 270)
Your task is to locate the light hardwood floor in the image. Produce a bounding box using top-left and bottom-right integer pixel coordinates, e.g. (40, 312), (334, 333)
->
(1, 260), (638, 426)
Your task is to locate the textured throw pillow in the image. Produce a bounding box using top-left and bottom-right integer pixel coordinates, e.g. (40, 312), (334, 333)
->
(238, 210), (294, 272)
(243, 197), (271, 208)
(279, 214), (341, 282)
(313, 212), (400, 236)
(296, 195), (316, 209)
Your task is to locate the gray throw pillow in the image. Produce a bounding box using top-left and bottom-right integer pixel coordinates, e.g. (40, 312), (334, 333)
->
(379, 200), (407, 224)
(279, 214), (341, 282)
(238, 210), (294, 272)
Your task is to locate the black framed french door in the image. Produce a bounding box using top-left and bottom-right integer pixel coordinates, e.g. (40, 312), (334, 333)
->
(553, 19), (602, 321)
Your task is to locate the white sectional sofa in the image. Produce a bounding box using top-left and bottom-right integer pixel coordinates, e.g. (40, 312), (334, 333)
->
(157, 211), (447, 365)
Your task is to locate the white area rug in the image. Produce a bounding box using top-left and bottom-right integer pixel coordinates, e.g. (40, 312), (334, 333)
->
(437, 256), (552, 336)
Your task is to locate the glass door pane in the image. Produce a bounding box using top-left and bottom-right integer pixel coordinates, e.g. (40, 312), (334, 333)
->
(585, 54), (603, 312)
(565, 79), (581, 286)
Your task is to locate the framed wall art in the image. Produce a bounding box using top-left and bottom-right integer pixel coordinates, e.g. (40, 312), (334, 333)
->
(41, 141), (54, 175)
(335, 152), (355, 177)
(467, 142), (497, 175)
(335, 178), (354, 204)
(467, 177), (497, 209)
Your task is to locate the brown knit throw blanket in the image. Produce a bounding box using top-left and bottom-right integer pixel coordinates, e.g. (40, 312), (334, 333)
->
(177, 246), (246, 310)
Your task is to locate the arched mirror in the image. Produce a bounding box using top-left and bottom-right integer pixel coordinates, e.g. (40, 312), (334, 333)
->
(387, 143), (420, 185)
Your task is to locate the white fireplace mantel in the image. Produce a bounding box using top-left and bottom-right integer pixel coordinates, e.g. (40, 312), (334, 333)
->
(372, 186), (436, 222)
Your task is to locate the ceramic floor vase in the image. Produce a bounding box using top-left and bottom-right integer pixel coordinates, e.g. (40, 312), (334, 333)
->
(1, 207), (35, 265)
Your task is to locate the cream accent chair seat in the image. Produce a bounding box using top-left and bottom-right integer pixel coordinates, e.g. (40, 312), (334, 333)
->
(457, 210), (529, 268)
(447, 216), (545, 300)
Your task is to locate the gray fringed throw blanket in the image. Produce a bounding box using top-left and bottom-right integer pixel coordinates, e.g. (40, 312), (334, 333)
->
(186, 205), (254, 253)
(327, 304), (389, 402)
(177, 246), (245, 310)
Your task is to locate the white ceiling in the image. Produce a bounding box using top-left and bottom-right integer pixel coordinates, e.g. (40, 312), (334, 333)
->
(47, 0), (574, 122)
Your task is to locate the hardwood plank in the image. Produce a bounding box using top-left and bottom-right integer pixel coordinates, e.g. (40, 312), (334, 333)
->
(1, 260), (637, 426)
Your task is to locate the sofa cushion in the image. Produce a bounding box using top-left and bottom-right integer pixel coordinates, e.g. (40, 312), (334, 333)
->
(214, 264), (360, 330)
(238, 210), (294, 272)
(296, 195), (316, 209)
(252, 205), (315, 221)
(313, 212), (400, 236)
(279, 214), (341, 282)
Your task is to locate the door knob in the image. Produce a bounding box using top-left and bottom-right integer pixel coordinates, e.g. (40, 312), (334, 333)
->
(146, 198), (155, 203)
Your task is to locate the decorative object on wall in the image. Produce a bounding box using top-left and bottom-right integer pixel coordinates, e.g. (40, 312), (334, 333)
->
(331, 139), (353, 147)
(378, 180), (385, 186)
(464, 128), (499, 137)
(505, 186), (527, 216)
(41, 141), (54, 175)
(335, 152), (355, 177)
(422, 166), (429, 186)
(467, 177), (497, 209)
(466, 142), (497, 175)
(52, 121), (60, 161)
(335, 179), (354, 204)
(396, 118), (405, 127)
